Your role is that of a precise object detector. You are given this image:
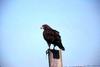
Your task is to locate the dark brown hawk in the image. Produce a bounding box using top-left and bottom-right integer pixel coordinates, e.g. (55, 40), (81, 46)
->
(41, 24), (65, 51)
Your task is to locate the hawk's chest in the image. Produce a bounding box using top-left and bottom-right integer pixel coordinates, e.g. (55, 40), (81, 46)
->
(43, 30), (55, 41)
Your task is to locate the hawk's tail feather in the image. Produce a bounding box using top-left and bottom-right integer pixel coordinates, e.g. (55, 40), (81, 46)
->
(57, 42), (65, 51)
(60, 45), (65, 51)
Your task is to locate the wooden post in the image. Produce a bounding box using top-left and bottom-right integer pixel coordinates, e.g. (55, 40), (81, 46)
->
(48, 49), (63, 67)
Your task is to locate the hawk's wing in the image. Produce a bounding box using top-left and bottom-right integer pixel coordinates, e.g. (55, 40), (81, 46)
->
(52, 29), (61, 40)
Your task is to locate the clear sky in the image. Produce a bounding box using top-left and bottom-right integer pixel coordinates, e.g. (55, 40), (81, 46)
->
(1, 0), (100, 67)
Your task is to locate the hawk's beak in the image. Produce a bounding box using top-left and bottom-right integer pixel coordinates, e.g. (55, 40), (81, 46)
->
(40, 27), (43, 29)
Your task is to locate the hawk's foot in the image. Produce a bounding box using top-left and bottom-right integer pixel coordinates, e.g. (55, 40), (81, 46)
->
(46, 49), (50, 55)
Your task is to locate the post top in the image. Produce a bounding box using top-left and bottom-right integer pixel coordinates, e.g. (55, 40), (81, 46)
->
(48, 49), (60, 59)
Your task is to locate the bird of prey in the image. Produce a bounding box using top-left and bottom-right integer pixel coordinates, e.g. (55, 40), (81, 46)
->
(41, 24), (65, 51)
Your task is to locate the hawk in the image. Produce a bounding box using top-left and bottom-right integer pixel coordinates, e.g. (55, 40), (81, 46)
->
(41, 24), (65, 51)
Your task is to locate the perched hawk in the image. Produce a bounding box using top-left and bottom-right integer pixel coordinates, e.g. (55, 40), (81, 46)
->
(41, 24), (65, 51)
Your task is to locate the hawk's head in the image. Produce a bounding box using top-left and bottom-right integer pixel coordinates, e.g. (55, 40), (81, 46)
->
(41, 24), (51, 30)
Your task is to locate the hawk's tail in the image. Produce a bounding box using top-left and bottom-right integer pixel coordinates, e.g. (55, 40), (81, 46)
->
(60, 45), (65, 51)
(57, 42), (65, 51)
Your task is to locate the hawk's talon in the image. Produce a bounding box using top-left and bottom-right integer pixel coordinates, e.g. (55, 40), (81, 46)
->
(46, 49), (50, 55)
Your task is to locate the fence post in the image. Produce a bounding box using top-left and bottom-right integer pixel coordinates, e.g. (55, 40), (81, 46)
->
(48, 49), (63, 67)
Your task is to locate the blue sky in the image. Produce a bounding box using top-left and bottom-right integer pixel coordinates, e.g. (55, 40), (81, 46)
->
(1, 0), (100, 67)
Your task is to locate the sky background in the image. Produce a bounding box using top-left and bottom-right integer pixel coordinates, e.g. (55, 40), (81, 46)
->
(1, 0), (100, 67)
